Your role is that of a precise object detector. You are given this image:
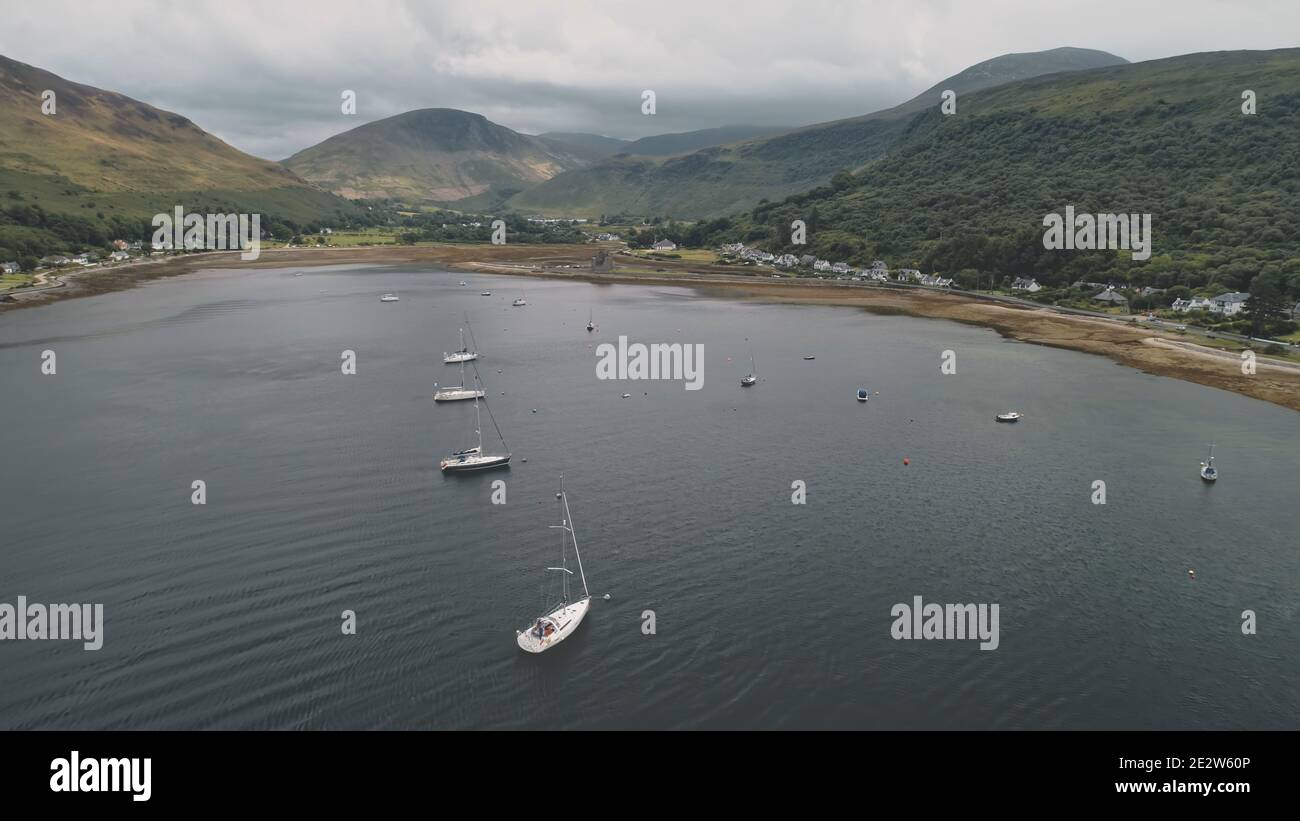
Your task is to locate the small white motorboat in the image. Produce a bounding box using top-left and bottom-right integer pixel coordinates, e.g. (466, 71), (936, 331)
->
(995, 412), (1023, 422)
(380, 293), (399, 302)
(480, 291), (492, 296)
(512, 297), (527, 306)
(802, 355), (816, 360)
(857, 388), (869, 402)
(459, 281), (467, 286)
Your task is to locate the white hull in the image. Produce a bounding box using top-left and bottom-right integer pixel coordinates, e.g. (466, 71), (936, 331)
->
(517, 598), (590, 653)
(434, 388), (485, 402)
(443, 352), (478, 363)
(442, 453), (511, 471)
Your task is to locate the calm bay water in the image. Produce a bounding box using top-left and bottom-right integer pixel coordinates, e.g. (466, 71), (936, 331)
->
(1, 264), (1298, 729)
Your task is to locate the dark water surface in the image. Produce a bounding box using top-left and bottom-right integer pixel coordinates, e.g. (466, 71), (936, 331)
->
(1, 264), (1297, 729)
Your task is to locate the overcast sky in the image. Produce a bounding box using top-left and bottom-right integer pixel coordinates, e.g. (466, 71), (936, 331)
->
(2, 0), (1298, 159)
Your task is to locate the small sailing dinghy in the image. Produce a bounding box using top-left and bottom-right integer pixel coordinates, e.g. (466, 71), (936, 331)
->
(380, 293), (400, 302)
(441, 375), (510, 472)
(857, 388), (869, 402)
(1200, 443), (1218, 482)
(586, 308), (594, 332)
(517, 480), (592, 654)
(995, 411), (1023, 422)
(741, 343), (757, 386)
(443, 327), (478, 364)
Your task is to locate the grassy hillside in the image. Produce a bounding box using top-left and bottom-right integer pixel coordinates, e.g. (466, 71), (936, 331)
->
(724, 49), (1300, 301)
(510, 47), (1127, 218)
(0, 54), (360, 261)
(283, 108), (591, 205)
(621, 125), (791, 157)
(537, 132), (630, 158)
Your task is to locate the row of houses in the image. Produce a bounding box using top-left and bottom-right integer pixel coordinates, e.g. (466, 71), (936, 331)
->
(1171, 292), (1250, 316)
(719, 245), (951, 287)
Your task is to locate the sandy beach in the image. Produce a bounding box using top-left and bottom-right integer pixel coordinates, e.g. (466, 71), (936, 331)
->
(5, 242), (1299, 413)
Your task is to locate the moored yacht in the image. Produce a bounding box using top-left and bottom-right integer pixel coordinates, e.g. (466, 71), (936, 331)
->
(380, 293), (399, 302)
(443, 327), (478, 364)
(441, 387), (510, 472)
(516, 480), (593, 654)
(1200, 444), (1218, 482)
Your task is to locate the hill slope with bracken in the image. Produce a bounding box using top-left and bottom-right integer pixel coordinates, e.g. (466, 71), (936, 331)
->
(508, 47), (1128, 218)
(0, 54), (358, 261)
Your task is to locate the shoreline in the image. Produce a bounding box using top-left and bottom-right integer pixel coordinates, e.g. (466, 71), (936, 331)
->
(4, 243), (1300, 413)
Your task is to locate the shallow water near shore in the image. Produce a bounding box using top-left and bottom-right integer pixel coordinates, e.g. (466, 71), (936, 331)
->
(1, 264), (1298, 729)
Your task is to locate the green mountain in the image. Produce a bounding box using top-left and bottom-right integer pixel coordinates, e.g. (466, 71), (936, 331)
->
(537, 132), (630, 158)
(724, 49), (1300, 301)
(509, 47), (1128, 218)
(0, 53), (356, 259)
(283, 108), (592, 206)
(621, 125), (791, 157)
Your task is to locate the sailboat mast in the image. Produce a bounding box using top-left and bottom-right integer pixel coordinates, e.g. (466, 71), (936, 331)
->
(558, 491), (569, 603)
(560, 487), (591, 599)
(475, 394), (483, 452)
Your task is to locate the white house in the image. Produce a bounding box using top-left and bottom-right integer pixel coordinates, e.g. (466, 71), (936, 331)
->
(775, 254), (800, 268)
(813, 260), (833, 273)
(1210, 292), (1249, 316)
(1011, 277), (1042, 292)
(652, 239), (677, 251)
(1172, 296), (1213, 313)
(1, 261), (19, 274)
(110, 251), (131, 262)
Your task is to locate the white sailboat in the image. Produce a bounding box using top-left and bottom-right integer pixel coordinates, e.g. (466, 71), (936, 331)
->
(441, 381), (510, 472)
(740, 344), (757, 386)
(517, 480), (592, 654)
(586, 308), (594, 332)
(512, 297), (527, 307)
(1200, 443), (1218, 482)
(443, 327), (478, 364)
(434, 344), (485, 401)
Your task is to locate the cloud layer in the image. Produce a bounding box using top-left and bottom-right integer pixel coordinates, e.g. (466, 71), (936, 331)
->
(2, 0), (1298, 159)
